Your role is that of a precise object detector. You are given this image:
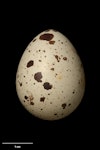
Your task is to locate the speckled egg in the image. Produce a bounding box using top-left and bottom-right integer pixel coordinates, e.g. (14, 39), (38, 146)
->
(16, 29), (85, 120)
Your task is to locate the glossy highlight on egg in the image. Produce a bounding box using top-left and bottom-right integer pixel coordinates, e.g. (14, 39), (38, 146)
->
(16, 29), (85, 120)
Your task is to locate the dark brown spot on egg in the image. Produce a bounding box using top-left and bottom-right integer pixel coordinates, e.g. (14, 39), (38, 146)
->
(54, 55), (61, 62)
(49, 41), (55, 44)
(61, 42), (63, 44)
(40, 97), (45, 102)
(50, 102), (52, 104)
(19, 82), (22, 86)
(73, 90), (75, 94)
(43, 82), (52, 90)
(54, 113), (57, 116)
(63, 57), (67, 61)
(55, 73), (58, 77)
(39, 60), (42, 62)
(39, 33), (54, 41)
(51, 68), (54, 71)
(68, 103), (71, 106)
(62, 103), (66, 109)
(27, 60), (34, 68)
(43, 50), (46, 52)
(78, 80), (81, 84)
(34, 72), (42, 82)
(30, 102), (34, 105)
(24, 96), (28, 99)
(27, 95), (34, 105)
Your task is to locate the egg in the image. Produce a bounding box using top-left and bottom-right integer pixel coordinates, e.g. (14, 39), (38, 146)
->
(16, 29), (85, 121)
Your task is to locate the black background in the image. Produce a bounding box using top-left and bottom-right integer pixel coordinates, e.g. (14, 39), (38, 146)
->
(1, 1), (99, 148)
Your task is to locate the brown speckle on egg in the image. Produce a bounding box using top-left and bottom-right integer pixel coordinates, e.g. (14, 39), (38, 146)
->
(39, 33), (54, 41)
(24, 95), (28, 99)
(39, 60), (42, 62)
(51, 68), (54, 71)
(26, 95), (34, 105)
(43, 50), (46, 52)
(40, 97), (45, 102)
(54, 55), (61, 62)
(55, 73), (58, 77)
(62, 103), (67, 109)
(19, 82), (22, 87)
(34, 72), (43, 82)
(72, 90), (75, 94)
(43, 82), (53, 90)
(30, 102), (34, 105)
(54, 113), (57, 116)
(78, 80), (81, 84)
(49, 41), (55, 44)
(63, 57), (67, 61)
(27, 60), (34, 68)
(68, 103), (71, 106)
(66, 69), (71, 72)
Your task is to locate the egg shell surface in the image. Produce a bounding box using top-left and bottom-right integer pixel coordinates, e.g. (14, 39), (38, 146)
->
(16, 29), (85, 120)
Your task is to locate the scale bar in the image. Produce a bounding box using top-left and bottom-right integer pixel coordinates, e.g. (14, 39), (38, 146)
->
(2, 142), (33, 145)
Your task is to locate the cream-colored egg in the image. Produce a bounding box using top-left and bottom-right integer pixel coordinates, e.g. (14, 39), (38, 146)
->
(16, 29), (85, 120)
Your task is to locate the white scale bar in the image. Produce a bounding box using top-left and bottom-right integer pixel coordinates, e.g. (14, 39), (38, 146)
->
(2, 142), (33, 145)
